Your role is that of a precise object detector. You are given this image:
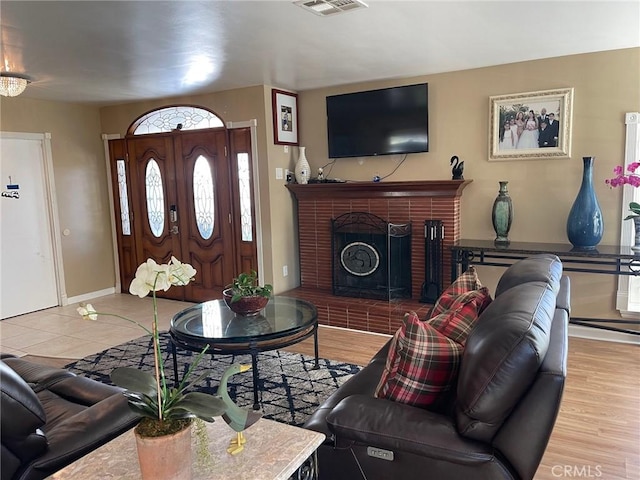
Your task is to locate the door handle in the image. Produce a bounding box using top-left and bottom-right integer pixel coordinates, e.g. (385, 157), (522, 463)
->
(170, 205), (177, 223)
(170, 225), (179, 235)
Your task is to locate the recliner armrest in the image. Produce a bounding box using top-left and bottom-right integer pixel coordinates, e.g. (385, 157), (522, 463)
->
(326, 395), (495, 464)
(0, 361), (49, 466)
(30, 394), (140, 475)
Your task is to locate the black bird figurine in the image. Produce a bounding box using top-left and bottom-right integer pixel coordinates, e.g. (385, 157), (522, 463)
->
(450, 155), (464, 180)
(218, 363), (262, 455)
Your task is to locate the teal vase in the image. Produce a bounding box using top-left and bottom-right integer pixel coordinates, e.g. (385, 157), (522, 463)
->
(492, 181), (513, 244)
(566, 156), (604, 250)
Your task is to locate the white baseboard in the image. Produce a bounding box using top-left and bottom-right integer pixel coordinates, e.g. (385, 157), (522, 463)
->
(65, 287), (116, 305)
(569, 324), (640, 345)
(323, 322), (638, 344)
(320, 324), (392, 338)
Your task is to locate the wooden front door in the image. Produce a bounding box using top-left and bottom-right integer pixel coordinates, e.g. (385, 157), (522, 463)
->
(174, 129), (234, 301)
(109, 127), (246, 302)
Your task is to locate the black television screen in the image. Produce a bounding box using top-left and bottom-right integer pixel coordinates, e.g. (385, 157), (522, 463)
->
(326, 83), (429, 158)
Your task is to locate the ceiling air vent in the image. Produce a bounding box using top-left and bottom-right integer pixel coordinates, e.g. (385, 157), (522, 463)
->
(294, 0), (368, 16)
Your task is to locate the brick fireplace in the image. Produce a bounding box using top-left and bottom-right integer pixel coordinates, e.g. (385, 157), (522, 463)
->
(285, 180), (471, 335)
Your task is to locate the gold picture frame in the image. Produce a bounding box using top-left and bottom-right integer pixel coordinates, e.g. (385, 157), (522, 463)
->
(489, 88), (573, 161)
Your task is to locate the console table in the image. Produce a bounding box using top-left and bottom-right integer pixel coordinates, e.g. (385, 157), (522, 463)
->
(451, 239), (640, 336)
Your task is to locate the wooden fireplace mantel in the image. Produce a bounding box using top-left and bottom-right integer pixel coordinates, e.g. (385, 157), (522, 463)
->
(285, 180), (472, 199)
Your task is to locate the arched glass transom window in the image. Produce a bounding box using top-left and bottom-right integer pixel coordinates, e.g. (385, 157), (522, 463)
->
(193, 155), (215, 239)
(145, 159), (165, 237)
(131, 106), (224, 135)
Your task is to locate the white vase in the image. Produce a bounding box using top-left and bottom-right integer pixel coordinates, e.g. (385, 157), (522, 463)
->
(294, 147), (310, 184)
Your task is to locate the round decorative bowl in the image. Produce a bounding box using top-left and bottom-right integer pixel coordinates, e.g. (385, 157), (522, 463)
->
(222, 289), (269, 316)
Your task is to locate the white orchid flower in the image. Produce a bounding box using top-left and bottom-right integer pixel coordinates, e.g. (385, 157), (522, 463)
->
(76, 257), (204, 423)
(168, 256), (197, 286)
(129, 258), (171, 297)
(77, 303), (98, 321)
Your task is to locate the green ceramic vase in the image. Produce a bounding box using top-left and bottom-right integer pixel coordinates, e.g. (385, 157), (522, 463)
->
(492, 181), (513, 244)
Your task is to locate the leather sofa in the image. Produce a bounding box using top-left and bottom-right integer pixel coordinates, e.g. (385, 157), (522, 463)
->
(304, 254), (569, 480)
(1, 355), (140, 480)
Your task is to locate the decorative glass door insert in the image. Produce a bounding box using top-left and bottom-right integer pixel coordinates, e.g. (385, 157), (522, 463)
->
(193, 155), (215, 240)
(145, 158), (165, 238)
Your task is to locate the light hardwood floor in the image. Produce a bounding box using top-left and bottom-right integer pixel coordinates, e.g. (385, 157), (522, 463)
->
(2, 295), (639, 479)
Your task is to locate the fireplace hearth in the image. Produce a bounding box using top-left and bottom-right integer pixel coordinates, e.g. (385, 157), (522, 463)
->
(332, 212), (411, 301)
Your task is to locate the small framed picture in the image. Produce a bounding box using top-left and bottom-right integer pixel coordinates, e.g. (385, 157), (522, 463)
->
(489, 88), (574, 161)
(272, 89), (299, 145)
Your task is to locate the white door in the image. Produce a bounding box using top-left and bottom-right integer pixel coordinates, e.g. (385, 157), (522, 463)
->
(1, 134), (59, 318)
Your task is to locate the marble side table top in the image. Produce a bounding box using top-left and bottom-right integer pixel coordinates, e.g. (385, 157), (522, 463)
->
(48, 417), (325, 480)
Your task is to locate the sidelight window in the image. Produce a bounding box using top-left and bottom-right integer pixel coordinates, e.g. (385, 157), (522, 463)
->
(237, 153), (253, 242)
(116, 159), (131, 235)
(145, 159), (165, 237)
(193, 155), (215, 240)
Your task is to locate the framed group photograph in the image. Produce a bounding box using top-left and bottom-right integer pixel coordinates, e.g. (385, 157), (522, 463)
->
(272, 89), (299, 145)
(489, 88), (574, 161)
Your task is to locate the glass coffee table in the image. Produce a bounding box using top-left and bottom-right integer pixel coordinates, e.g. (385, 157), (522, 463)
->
(169, 296), (319, 410)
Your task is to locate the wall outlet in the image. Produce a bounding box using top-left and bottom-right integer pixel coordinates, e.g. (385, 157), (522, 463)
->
(283, 265), (288, 277)
(276, 167), (283, 180)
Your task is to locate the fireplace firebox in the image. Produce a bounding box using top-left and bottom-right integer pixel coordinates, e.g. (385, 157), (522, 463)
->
(332, 212), (411, 301)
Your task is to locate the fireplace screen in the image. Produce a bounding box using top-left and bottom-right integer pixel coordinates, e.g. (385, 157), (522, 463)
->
(332, 212), (411, 300)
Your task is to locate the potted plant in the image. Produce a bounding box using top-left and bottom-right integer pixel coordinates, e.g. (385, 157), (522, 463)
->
(222, 270), (273, 316)
(77, 257), (226, 480)
(606, 163), (640, 250)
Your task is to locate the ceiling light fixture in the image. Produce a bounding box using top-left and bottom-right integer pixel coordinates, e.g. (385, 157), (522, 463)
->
(0, 72), (31, 97)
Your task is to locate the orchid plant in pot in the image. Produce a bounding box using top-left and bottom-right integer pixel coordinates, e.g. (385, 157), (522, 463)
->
(77, 257), (225, 479)
(605, 162), (640, 250)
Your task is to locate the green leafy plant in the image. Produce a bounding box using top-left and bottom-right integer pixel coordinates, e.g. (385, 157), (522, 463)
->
(225, 270), (273, 303)
(623, 202), (640, 220)
(78, 257), (225, 437)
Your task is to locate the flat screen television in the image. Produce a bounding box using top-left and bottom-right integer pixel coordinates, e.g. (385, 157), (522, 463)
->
(326, 83), (429, 158)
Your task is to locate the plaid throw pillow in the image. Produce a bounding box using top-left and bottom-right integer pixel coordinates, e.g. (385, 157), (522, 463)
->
(428, 291), (492, 346)
(429, 266), (487, 319)
(375, 312), (464, 408)
(375, 268), (492, 408)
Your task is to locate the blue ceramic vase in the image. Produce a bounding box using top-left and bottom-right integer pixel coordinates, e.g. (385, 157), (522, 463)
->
(566, 156), (604, 250)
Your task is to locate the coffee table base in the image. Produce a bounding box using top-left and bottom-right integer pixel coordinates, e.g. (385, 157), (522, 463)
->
(170, 324), (319, 411)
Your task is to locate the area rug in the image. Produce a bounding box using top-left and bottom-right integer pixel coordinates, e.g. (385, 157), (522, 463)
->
(65, 332), (361, 427)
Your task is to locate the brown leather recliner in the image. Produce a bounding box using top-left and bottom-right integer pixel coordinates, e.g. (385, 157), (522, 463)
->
(304, 254), (569, 480)
(1, 355), (140, 480)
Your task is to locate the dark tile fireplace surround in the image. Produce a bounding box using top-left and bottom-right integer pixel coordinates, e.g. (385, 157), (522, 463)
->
(285, 180), (471, 335)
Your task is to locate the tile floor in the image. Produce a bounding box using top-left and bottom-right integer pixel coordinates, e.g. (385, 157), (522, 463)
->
(0, 294), (195, 359)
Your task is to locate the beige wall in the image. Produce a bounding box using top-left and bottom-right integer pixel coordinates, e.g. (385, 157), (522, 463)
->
(0, 97), (115, 297)
(298, 48), (640, 319)
(2, 48), (638, 322)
